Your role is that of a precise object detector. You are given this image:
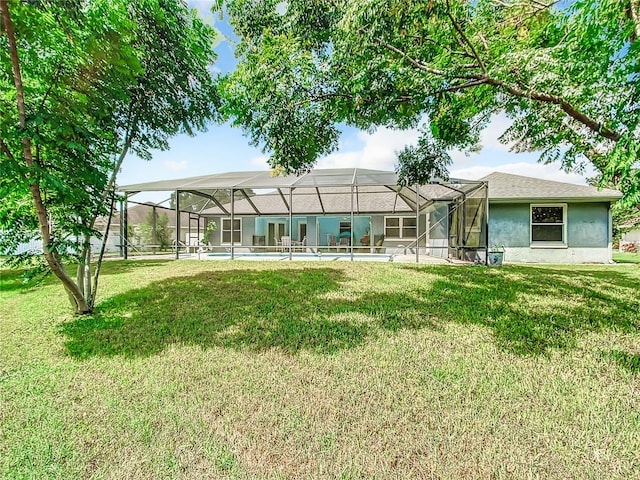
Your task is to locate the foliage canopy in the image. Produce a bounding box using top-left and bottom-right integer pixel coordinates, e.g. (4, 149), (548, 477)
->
(218, 0), (639, 203)
(1, 0), (220, 312)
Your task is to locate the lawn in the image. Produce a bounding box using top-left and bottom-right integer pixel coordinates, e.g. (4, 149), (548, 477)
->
(614, 251), (640, 264)
(1, 260), (639, 479)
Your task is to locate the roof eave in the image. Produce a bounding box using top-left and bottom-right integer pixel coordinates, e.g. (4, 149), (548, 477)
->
(489, 196), (621, 203)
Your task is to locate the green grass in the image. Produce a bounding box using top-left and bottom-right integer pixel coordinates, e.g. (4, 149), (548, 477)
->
(1, 260), (639, 479)
(614, 251), (640, 264)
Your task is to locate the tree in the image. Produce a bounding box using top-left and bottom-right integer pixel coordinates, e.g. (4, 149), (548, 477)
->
(138, 210), (172, 248)
(217, 0), (639, 204)
(588, 176), (640, 240)
(1, 0), (220, 313)
(613, 204), (640, 242)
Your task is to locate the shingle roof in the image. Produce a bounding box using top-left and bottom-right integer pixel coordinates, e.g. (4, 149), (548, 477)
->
(480, 172), (621, 202)
(118, 169), (620, 218)
(110, 203), (192, 227)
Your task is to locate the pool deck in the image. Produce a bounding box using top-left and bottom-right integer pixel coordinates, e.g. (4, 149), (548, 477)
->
(113, 251), (467, 264)
(189, 251), (457, 264)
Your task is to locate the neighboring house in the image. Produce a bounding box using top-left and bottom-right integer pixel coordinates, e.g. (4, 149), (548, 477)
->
(619, 217), (640, 251)
(3, 203), (201, 256)
(482, 172), (621, 263)
(119, 169), (622, 264)
(108, 203), (196, 249)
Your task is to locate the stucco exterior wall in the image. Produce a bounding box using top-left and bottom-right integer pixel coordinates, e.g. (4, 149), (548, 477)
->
(488, 202), (613, 263)
(206, 216), (222, 246)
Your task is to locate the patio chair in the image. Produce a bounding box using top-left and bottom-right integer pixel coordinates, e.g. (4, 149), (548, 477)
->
(293, 236), (306, 252)
(274, 236), (282, 252)
(373, 234), (385, 253)
(281, 235), (291, 251)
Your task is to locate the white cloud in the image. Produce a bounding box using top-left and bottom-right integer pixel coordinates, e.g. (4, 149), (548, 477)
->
(315, 114), (516, 172)
(317, 126), (420, 170)
(163, 160), (188, 171)
(478, 113), (514, 151)
(451, 162), (591, 185)
(447, 113), (515, 167)
(249, 155), (270, 168)
(311, 120), (594, 186)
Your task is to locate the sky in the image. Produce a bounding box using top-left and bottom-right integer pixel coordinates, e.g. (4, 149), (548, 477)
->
(119, 1), (596, 204)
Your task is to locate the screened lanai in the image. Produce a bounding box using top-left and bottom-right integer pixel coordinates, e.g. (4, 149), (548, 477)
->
(117, 168), (489, 262)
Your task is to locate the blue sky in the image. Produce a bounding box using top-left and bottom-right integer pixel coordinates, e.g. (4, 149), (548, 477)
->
(119, 1), (595, 203)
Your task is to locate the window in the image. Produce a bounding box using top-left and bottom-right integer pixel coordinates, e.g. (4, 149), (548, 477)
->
(221, 218), (241, 244)
(531, 204), (566, 245)
(384, 216), (417, 239)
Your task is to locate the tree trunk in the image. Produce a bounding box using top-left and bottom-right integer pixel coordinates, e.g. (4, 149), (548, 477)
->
(2, 0), (91, 314)
(83, 239), (92, 301)
(90, 188), (117, 310)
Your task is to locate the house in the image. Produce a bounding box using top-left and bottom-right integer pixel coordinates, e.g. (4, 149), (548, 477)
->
(118, 168), (622, 264)
(619, 216), (640, 252)
(107, 202), (196, 252)
(482, 172), (621, 263)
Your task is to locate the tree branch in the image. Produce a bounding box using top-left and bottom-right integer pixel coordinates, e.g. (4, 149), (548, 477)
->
(37, 62), (63, 115)
(422, 36), (474, 58)
(0, 138), (16, 162)
(378, 33), (618, 142)
(382, 41), (477, 79)
(445, 0), (487, 73)
(480, 75), (621, 141)
(438, 79), (489, 93)
(90, 187), (117, 309)
(628, 0), (640, 41)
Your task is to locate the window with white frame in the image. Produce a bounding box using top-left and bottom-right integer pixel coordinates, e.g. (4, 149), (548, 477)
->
(530, 204), (566, 245)
(221, 218), (241, 244)
(384, 216), (417, 239)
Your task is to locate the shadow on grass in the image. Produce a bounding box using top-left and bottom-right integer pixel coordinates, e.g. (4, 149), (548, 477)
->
(61, 264), (640, 358)
(62, 268), (375, 357)
(396, 265), (640, 355)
